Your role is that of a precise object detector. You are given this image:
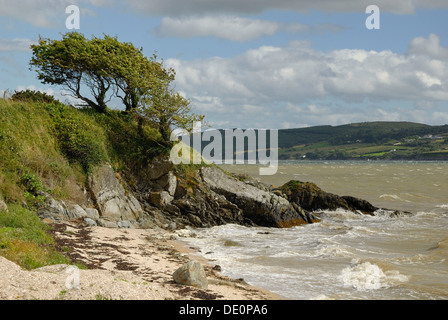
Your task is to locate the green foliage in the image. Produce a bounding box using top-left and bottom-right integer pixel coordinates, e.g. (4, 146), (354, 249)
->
(0, 204), (70, 269)
(84, 108), (165, 168)
(21, 173), (50, 209)
(30, 32), (111, 113)
(30, 32), (173, 114)
(0, 99), (83, 202)
(29, 31), (205, 152)
(280, 180), (321, 193)
(10, 89), (59, 104)
(45, 102), (109, 173)
(140, 73), (204, 144)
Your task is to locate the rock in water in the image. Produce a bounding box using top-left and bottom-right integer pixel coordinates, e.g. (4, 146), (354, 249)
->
(199, 166), (315, 227)
(280, 180), (377, 214)
(279, 180), (411, 216)
(173, 261), (208, 289)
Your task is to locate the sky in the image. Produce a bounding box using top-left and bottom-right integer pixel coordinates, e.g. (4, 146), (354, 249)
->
(1, 0), (448, 130)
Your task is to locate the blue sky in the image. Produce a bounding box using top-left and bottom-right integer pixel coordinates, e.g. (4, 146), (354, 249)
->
(1, 0), (448, 129)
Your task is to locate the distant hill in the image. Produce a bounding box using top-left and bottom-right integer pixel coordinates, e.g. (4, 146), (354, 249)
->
(277, 121), (448, 160)
(180, 121), (448, 161)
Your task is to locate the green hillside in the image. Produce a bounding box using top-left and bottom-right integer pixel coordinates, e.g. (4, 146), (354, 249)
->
(278, 121), (448, 160)
(181, 121), (448, 161)
(0, 96), (166, 269)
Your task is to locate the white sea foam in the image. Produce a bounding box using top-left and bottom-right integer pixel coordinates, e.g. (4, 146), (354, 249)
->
(379, 194), (410, 202)
(339, 260), (409, 291)
(184, 161), (448, 299)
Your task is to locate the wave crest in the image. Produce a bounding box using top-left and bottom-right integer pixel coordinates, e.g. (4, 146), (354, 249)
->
(339, 259), (409, 291)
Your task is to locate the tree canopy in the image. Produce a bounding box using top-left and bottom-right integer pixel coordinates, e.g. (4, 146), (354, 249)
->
(140, 78), (204, 143)
(30, 32), (203, 144)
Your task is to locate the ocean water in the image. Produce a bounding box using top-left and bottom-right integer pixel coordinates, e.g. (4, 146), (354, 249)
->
(182, 161), (448, 300)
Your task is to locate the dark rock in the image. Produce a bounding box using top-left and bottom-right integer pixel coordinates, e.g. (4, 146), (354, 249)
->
(199, 166), (317, 227)
(142, 155), (174, 181)
(279, 180), (408, 216)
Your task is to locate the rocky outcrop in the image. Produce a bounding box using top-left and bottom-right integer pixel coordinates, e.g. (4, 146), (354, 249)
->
(198, 166), (317, 227)
(88, 164), (143, 226)
(278, 180), (409, 216)
(37, 196), (87, 221)
(35, 154), (408, 230)
(172, 185), (247, 227)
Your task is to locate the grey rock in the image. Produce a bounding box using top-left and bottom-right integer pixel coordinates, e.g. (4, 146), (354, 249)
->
(83, 217), (97, 226)
(199, 166), (313, 227)
(156, 171), (177, 196)
(149, 191), (174, 208)
(84, 208), (100, 220)
(67, 204), (88, 219)
(97, 219), (119, 228)
(118, 220), (131, 228)
(88, 164), (143, 222)
(144, 155), (174, 181)
(0, 200), (8, 213)
(37, 196), (69, 220)
(173, 261), (208, 289)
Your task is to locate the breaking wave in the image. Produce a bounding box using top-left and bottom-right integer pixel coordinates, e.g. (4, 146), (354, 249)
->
(339, 259), (409, 291)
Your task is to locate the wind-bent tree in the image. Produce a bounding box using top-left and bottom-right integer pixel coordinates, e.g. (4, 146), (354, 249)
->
(96, 35), (173, 112)
(140, 74), (204, 144)
(30, 32), (112, 113)
(30, 32), (204, 145)
(30, 32), (172, 113)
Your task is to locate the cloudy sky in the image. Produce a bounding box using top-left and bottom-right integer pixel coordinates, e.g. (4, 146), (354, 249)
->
(1, 0), (447, 129)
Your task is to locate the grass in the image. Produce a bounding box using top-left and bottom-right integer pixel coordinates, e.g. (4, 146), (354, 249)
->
(0, 98), (86, 204)
(0, 204), (71, 270)
(0, 93), (169, 270)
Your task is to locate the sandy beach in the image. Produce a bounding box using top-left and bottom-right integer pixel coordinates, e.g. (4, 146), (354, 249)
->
(0, 220), (283, 300)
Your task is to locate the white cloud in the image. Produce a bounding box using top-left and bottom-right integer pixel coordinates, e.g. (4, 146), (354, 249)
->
(126, 0), (448, 16)
(0, 38), (35, 52)
(0, 0), (106, 28)
(169, 35), (448, 104)
(167, 34), (448, 128)
(408, 33), (448, 60)
(153, 15), (342, 41)
(154, 16), (279, 41)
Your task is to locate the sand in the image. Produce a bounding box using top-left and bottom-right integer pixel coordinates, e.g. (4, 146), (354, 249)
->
(0, 220), (283, 300)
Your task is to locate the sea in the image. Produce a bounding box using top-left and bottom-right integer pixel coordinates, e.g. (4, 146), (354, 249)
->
(182, 161), (448, 300)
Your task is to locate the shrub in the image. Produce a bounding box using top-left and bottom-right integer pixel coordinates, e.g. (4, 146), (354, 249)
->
(45, 102), (109, 173)
(86, 109), (165, 169)
(10, 89), (59, 104)
(0, 204), (70, 269)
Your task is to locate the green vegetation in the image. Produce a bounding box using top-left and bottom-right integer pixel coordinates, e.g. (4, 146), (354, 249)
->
(0, 32), (205, 269)
(0, 92), (171, 268)
(29, 31), (203, 145)
(29, 32), (170, 113)
(0, 204), (71, 270)
(277, 122), (448, 160)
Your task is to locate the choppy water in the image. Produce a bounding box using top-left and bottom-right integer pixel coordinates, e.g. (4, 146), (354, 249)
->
(183, 161), (448, 300)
